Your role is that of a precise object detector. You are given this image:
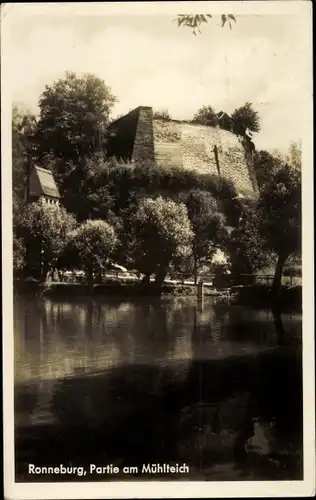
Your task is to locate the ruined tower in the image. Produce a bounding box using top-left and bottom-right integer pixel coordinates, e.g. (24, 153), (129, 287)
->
(107, 106), (259, 197)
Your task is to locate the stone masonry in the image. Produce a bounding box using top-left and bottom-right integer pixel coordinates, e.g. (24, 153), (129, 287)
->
(107, 107), (259, 196)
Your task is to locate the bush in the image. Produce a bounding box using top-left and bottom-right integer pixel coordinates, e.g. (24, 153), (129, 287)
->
(65, 220), (117, 285)
(192, 106), (218, 127)
(153, 109), (172, 121)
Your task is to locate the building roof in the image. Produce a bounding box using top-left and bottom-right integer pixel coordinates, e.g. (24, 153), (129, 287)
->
(217, 111), (233, 121)
(35, 166), (60, 198)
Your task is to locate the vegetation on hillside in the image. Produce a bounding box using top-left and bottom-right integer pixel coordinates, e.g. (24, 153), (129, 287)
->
(192, 102), (260, 139)
(12, 72), (301, 298)
(153, 109), (172, 121)
(192, 106), (218, 127)
(34, 72), (116, 208)
(231, 102), (260, 135)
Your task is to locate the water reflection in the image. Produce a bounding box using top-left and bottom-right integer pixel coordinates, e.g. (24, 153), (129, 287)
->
(14, 295), (302, 481)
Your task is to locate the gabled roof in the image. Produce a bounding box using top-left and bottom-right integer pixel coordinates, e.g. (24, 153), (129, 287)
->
(217, 111), (232, 120)
(35, 166), (60, 198)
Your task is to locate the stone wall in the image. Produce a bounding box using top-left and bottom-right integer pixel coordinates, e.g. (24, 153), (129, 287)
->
(108, 107), (259, 196)
(153, 120), (258, 196)
(132, 107), (155, 165)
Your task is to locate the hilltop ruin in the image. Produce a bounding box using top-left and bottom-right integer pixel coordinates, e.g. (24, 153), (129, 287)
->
(107, 106), (258, 197)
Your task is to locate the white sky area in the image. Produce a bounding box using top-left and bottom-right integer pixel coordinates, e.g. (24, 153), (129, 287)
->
(6, 5), (312, 152)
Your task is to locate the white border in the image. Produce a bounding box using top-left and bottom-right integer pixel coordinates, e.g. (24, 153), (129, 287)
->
(2, 2), (315, 499)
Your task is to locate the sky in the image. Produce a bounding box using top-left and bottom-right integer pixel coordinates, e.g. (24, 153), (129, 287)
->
(5, 3), (312, 152)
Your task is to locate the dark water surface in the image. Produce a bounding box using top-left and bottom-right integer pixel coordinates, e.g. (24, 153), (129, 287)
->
(14, 294), (303, 481)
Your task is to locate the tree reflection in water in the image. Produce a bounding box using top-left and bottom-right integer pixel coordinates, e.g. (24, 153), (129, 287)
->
(14, 295), (302, 481)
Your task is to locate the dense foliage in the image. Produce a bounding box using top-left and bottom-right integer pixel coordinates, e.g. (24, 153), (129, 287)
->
(35, 72), (116, 206)
(63, 154), (240, 225)
(128, 196), (193, 286)
(12, 70), (301, 295)
(227, 199), (272, 279)
(36, 72), (116, 164)
(231, 102), (260, 135)
(191, 102), (260, 138)
(65, 220), (117, 286)
(192, 106), (218, 127)
(12, 106), (37, 216)
(257, 164), (301, 295)
(18, 203), (77, 280)
(186, 190), (227, 282)
(253, 150), (283, 189)
(13, 234), (26, 272)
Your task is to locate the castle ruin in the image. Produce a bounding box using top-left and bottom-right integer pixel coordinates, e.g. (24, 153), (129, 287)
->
(107, 106), (258, 197)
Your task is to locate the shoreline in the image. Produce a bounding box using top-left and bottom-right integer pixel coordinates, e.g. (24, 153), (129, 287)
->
(14, 279), (302, 312)
(14, 280), (228, 300)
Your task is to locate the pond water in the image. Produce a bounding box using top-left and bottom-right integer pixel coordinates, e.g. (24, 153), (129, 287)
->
(14, 294), (303, 481)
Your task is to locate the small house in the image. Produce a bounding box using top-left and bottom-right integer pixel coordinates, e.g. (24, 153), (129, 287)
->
(26, 165), (60, 206)
(217, 111), (234, 132)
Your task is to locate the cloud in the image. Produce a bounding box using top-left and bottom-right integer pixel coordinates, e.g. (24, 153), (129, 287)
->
(8, 10), (311, 152)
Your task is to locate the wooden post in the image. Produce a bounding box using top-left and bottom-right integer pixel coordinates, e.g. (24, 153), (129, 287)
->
(197, 280), (204, 299)
(213, 145), (220, 177)
(197, 297), (204, 313)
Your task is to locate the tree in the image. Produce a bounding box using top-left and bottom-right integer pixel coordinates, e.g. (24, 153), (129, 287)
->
(130, 196), (193, 286)
(12, 107), (38, 278)
(35, 72), (117, 193)
(226, 199), (271, 280)
(12, 105), (37, 210)
(286, 142), (301, 170)
(192, 106), (218, 127)
(59, 152), (116, 222)
(186, 190), (227, 283)
(257, 164), (301, 296)
(13, 234), (26, 274)
(20, 203), (77, 280)
(176, 14), (236, 35)
(153, 109), (172, 121)
(231, 102), (260, 135)
(253, 149), (283, 189)
(66, 220), (117, 287)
